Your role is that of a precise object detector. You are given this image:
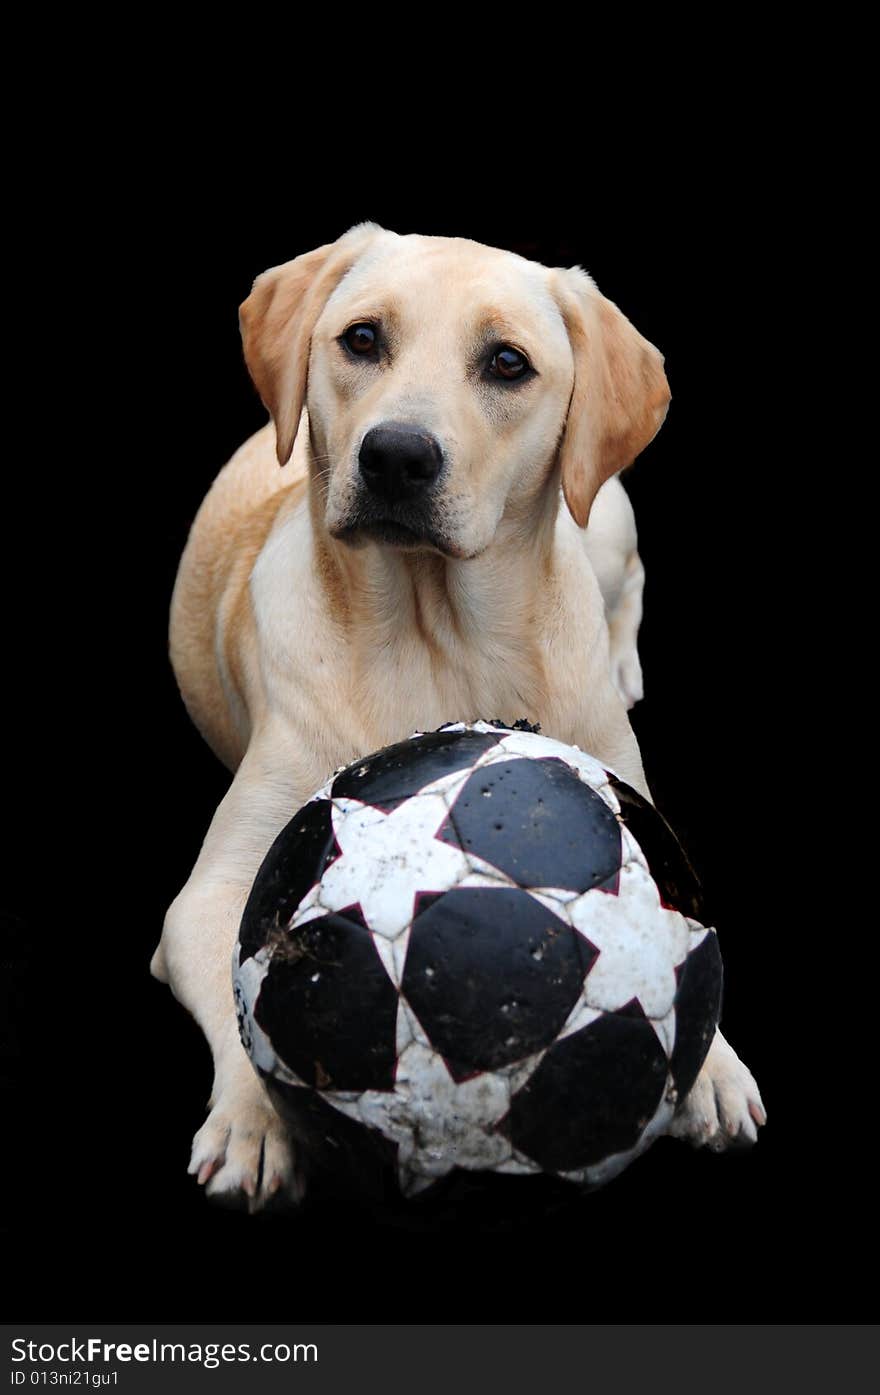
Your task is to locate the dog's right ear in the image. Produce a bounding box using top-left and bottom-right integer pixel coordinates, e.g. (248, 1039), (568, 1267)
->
(239, 223), (382, 466)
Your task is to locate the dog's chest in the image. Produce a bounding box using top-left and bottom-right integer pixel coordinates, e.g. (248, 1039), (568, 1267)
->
(348, 618), (551, 741)
(251, 520), (601, 768)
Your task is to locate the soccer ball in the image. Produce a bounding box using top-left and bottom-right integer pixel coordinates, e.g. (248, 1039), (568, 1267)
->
(233, 721), (722, 1201)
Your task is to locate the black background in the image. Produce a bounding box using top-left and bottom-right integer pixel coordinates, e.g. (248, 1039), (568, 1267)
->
(4, 143), (852, 1321)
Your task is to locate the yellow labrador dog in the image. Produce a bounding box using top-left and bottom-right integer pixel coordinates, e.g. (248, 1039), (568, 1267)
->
(152, 224), (765, 1207)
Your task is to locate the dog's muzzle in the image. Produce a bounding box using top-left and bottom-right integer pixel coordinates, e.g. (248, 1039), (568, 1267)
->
(331, 421), (450, 551)
(358, 423), (443, 502)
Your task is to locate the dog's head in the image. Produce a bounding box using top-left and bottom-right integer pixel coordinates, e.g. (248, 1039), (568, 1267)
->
(239, 224), (670, 558)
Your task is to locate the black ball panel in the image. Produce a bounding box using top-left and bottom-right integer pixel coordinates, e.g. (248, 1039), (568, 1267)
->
(402, 886), (593, 1080)
(607, 776), (706, 921)
(331, 729), (500, 813)
(671, 931), (723, 1100)
(264, 1075), (399, 1201)
(449, 757), (622, 891)
(412, 890), (445, 919)
(502, 1008), (668, 1171)
(254, 910), (398, 1091)
(432, 811), (463, 851)
(238, 798), (337, 966)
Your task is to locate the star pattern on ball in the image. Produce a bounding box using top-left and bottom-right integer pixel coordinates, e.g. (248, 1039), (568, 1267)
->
(323, 1036), (545, 1195)
(317, 793), (469, 940)
(567, 863), (703, 1021)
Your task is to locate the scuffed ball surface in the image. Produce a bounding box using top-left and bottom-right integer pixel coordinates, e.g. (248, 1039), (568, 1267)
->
(233, 722), (722, 1197)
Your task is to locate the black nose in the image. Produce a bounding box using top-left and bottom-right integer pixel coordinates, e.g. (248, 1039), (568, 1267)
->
(359, 424), (443, 501)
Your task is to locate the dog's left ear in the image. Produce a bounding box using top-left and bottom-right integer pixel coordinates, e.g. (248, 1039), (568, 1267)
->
(552, 267), (671, 528)
(239, 222), (383, 466)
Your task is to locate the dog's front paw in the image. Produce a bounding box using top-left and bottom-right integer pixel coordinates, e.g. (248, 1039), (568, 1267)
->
(188, 1076), (303, 1211)
(670, 1029), (766, 1152)
(611, 647), (644, 710)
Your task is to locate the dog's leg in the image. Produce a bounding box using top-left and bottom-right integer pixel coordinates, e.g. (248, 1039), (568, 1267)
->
(152, 734), (310, 1209)
(583, 478), (645, 709)
(606, 551), (645, 710)
(670, 1029), (766, 1149)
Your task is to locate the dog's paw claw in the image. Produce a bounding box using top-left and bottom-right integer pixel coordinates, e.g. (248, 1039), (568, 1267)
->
(195, 1158), (221, 1187)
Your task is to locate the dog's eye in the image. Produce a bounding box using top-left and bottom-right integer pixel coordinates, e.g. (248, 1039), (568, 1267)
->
(488, 345), (530, 380)
(343, 323), (378, 356)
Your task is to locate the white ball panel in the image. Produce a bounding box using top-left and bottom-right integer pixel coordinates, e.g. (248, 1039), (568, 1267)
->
(570, 862), (691, 1019)
(330, 1042), (516, 1184)
(650, 1006), (676, 1058)
(319, 793), (469, 938)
